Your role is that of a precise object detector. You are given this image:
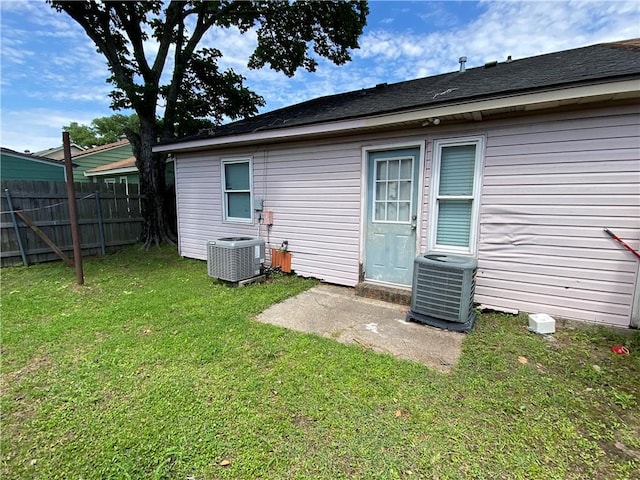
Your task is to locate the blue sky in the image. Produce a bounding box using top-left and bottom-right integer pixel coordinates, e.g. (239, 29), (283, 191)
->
(1, 0), (639, 152)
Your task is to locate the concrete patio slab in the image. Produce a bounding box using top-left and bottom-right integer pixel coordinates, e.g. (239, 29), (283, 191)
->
(255, 284), (465, 373)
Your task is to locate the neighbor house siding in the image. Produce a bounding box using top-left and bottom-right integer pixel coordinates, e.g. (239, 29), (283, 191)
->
(73, 144), (134, 182)
(477, 104), (640, 327)
(0, 153), (65, 181)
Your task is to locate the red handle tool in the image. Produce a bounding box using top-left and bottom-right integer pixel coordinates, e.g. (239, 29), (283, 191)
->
(604, 228), (640, 260)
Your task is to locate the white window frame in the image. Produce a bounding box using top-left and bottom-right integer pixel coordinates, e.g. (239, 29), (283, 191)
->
(119, 176), (129, 193)
(221, 157), (253, 224)
(428, 136), (484, 256)
(372, 155), (416, 225)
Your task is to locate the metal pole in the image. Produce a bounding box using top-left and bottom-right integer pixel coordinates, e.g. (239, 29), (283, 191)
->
(4, 188), (28, 266)
(63, 131), (84, 285)
(95, 190), (106, 255)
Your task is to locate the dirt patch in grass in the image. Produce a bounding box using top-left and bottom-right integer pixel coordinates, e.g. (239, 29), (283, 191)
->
(293, 414), (316, 430)
(3, 354), (51, 383)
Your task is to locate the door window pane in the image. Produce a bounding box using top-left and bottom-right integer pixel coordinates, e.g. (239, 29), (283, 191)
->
(388, 181), (398, 200)
(398, 202), (410, 222)
(375, 202), (386, 221)
(399, 181), (411, 201)
(387, 202), (397, 221)
(373, 157), (414, 223)
(388, 160), (399, 180)
(400, 159), (412, 179)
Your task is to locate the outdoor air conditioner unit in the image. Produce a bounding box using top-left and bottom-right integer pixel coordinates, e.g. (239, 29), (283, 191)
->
(207, 237), (265, 282)
(406, 254), (477, 332)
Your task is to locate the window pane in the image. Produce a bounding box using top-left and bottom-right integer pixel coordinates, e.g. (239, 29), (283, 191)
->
(375, 181), (387, 201)
(376, 161), (387, 180)
(388, 202), (398, 221)
(398, 202), (410, 222)
(400, 158), (412, 179)
(388, 160), (399, 180)
(399, 181), (411, 201)
(388, 181), (398, 200)
(436, 199), (472, 247)
(225, 162), (250, 190)
(227, 192), (251, 219)
(439, 145), (475, 196)
(375, 201), (386, 221)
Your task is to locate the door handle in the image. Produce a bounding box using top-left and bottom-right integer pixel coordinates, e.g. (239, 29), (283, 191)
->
(410, 215), (417, 231)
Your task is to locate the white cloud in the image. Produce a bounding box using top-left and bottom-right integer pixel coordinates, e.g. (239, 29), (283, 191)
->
(1, 0), (84, 37)
(1, 108), (101, 152)
(201, 25), (258, 72)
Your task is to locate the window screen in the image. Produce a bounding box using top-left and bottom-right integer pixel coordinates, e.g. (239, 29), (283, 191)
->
(434, 143), (478, 250)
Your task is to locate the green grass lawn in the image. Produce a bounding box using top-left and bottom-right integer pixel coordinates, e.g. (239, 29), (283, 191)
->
(1, 246), (639, 480)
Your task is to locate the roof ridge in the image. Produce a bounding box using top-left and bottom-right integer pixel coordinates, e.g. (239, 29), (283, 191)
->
(72, 138), (130, 157)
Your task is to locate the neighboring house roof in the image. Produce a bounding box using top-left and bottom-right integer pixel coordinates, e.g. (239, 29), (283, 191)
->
(84, 156), (137, 177)
(155, 38), (640, 152)
(34, 144), (85, 160)
(72, 138), (130, 158)
(68, 139), (133, 182)
(0, 147), (77, 167)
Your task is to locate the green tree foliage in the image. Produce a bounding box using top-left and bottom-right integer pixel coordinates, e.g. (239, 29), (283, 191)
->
(50, 1), (369, 248)
(64, 114), (139, 148)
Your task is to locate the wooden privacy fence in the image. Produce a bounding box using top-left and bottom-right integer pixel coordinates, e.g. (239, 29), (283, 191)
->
(1, 180), (143, 267)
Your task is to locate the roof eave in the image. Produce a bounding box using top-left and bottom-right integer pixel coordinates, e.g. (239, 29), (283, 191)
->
(153, 78), (640, 154)
(84, 166), (138, 176)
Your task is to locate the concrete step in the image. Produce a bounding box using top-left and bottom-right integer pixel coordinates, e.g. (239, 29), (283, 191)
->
(354, 282), (412, 306)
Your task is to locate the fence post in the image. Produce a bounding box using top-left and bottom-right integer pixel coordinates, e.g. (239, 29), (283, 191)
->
(95, 190), (106, 255)
(63, 132), (84, 285)
(4, 188), (29, 266)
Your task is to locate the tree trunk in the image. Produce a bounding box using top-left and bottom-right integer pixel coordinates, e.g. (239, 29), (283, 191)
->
(128, 120), (177, 249)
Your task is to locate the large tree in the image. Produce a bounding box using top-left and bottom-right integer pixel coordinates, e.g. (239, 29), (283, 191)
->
(64, 114), (139, 148)
(50, 1), (369, 248)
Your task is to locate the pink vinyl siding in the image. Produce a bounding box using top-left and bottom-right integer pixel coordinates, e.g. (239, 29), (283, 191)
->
(477, 105), (640, 327)
(175, 141), (365, 286)
(173, 104), (639, 327)
(258, 143), (364, 285)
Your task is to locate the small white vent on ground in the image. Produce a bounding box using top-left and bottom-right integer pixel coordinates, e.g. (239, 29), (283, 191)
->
(528, 313), (556, 334)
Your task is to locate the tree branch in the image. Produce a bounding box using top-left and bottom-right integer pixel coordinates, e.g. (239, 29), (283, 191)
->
(150, 0), (183, 83)
(111, 3), (152, 82)
(161, 3), (220, 138)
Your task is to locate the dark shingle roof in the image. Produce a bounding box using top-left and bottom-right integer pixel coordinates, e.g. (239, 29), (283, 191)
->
(160, 39), (640, 145)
